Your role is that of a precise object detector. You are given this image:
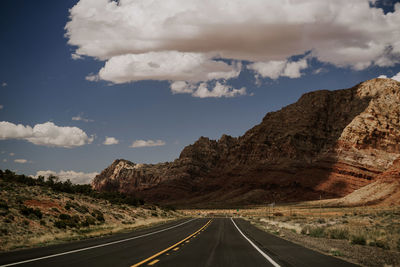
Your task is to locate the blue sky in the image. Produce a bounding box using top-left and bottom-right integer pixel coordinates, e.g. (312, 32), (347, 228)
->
(1, 0), (400, 183)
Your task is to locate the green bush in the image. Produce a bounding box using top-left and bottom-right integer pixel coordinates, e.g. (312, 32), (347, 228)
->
(309, 227), (326, 238)
(54, 220), (67, 229)
(59, 213), (71, 220)
(328, 228), (349, 240)
(0, 200), (9, 210)
(91, 210), (105, 222)
(351, 235), (366, 245)
(369, 240), (389, 250)
(74, 204), (89, 214)
(55, 214), (81, 229)
(397, 239), (400, 251)
(19, 206), (42, 219)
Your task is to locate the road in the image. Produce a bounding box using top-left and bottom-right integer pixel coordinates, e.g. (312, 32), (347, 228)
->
(0, 218), (358, 267)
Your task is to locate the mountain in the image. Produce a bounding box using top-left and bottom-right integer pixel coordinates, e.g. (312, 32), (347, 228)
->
(92, 78), (400, 206)
(331, 157), (400, 206)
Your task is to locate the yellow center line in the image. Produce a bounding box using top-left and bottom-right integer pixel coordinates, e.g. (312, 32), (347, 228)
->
(147, 259), (159, 266)
(131, 219), (212, 267)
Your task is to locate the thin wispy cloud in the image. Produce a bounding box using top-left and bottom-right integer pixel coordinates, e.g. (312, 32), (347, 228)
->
(72, 114), (93, 122)
(14, 159), (28, 164)
(1, 82), (7, 87)
(130, 139), (165, 148)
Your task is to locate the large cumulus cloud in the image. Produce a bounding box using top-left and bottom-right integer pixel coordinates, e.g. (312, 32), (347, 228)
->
(0, 121), (93, 148)
(66, 0), (400, 96)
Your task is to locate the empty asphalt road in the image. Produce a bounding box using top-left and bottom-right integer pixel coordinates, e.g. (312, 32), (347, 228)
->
(0, 218), (358, 267)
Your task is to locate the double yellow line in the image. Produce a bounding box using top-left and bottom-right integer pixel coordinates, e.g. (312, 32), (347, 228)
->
(131, 219), (212, 267)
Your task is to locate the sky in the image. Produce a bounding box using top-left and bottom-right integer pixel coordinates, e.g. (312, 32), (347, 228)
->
(1, 0), (400, 184)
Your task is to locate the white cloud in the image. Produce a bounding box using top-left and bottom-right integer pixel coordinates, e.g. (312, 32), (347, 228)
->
(391, 72), (400, 82)
(1, 82), (7, 87)
(35, 170), (99, 184)
(14, 159), (28, 164)
(103, 136), (119, 145)
(192, 82), (246, 98)
(378, 72), (400, 82)
(0, 121), (94, 148)
(92, 51), (241, 85)
(170, 81), (246, 98)
(71, 53), (82, 60)
(247, 58), (308, 80)
(3, 159), (6, 162)
(85, 74), (98, 82)
(0, 105), (3, 110)
(72, 114), (93, 122)
(9, 153), (15, 156)
(130, 139), (165, 148)
(66, 0), (400, 90)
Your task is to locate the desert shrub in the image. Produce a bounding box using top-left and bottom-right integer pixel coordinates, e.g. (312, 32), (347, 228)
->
(0, 228), (8, 235)
(351, 235), (366, 245)
(91, 210), (105, 222)
(54, 220), (67, 229)
(369, 240), (389, 250)
(59, 213), (71, 220)
(55, 214), (81, 229)
(317, 218), (326, 224)
(0, 200), (9, 210)
(309, 227), (326, 238)
(51, 207), (60, 213)
(397, 239), (400, 251)
(19, 206), (42, 219)
(330, 249), (343, 256)
(74, 204), (89, 214)
(151, 212), (158, 217)
(40, 220), (46, 226)
(64, 203), (72, 210)
(328, 228), (349, 240)
(273, 212), (284, 217)
(163, 205), (176, 212)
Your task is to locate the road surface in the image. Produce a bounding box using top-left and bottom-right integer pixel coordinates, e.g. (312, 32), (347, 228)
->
(0, 218), (358, 267)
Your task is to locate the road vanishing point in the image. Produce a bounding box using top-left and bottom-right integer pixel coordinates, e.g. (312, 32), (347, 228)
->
(0, 218), (358, 267)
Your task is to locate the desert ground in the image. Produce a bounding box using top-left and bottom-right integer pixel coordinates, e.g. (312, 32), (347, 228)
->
(181, 201), (400, 267)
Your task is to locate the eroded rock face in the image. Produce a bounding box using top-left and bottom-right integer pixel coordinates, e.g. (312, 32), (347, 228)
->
(92, 78), (400, 206)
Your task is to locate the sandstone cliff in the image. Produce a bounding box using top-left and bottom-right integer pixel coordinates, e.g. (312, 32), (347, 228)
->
(92, 78), (400, 206)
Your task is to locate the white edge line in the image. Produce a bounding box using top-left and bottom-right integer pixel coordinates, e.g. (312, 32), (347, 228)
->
(0, 218), (196, 267)
(231, 218), (281, 267)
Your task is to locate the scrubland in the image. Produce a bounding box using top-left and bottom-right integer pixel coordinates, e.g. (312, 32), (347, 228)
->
(182, 202), (400, 267)
(0, 175), (180, 251)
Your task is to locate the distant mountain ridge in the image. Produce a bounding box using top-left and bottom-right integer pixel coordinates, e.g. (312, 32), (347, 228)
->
(92, 78), (400, 206)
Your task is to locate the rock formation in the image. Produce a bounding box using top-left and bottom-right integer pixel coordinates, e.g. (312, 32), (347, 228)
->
(92, 78), (400, 206)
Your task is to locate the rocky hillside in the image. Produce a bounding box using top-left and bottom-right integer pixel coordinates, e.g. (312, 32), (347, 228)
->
(93, 78), (400, 206)
(0, 170), (179, 251)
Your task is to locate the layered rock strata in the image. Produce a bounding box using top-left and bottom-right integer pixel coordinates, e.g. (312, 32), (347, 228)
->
(92, 78), (400, 206)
